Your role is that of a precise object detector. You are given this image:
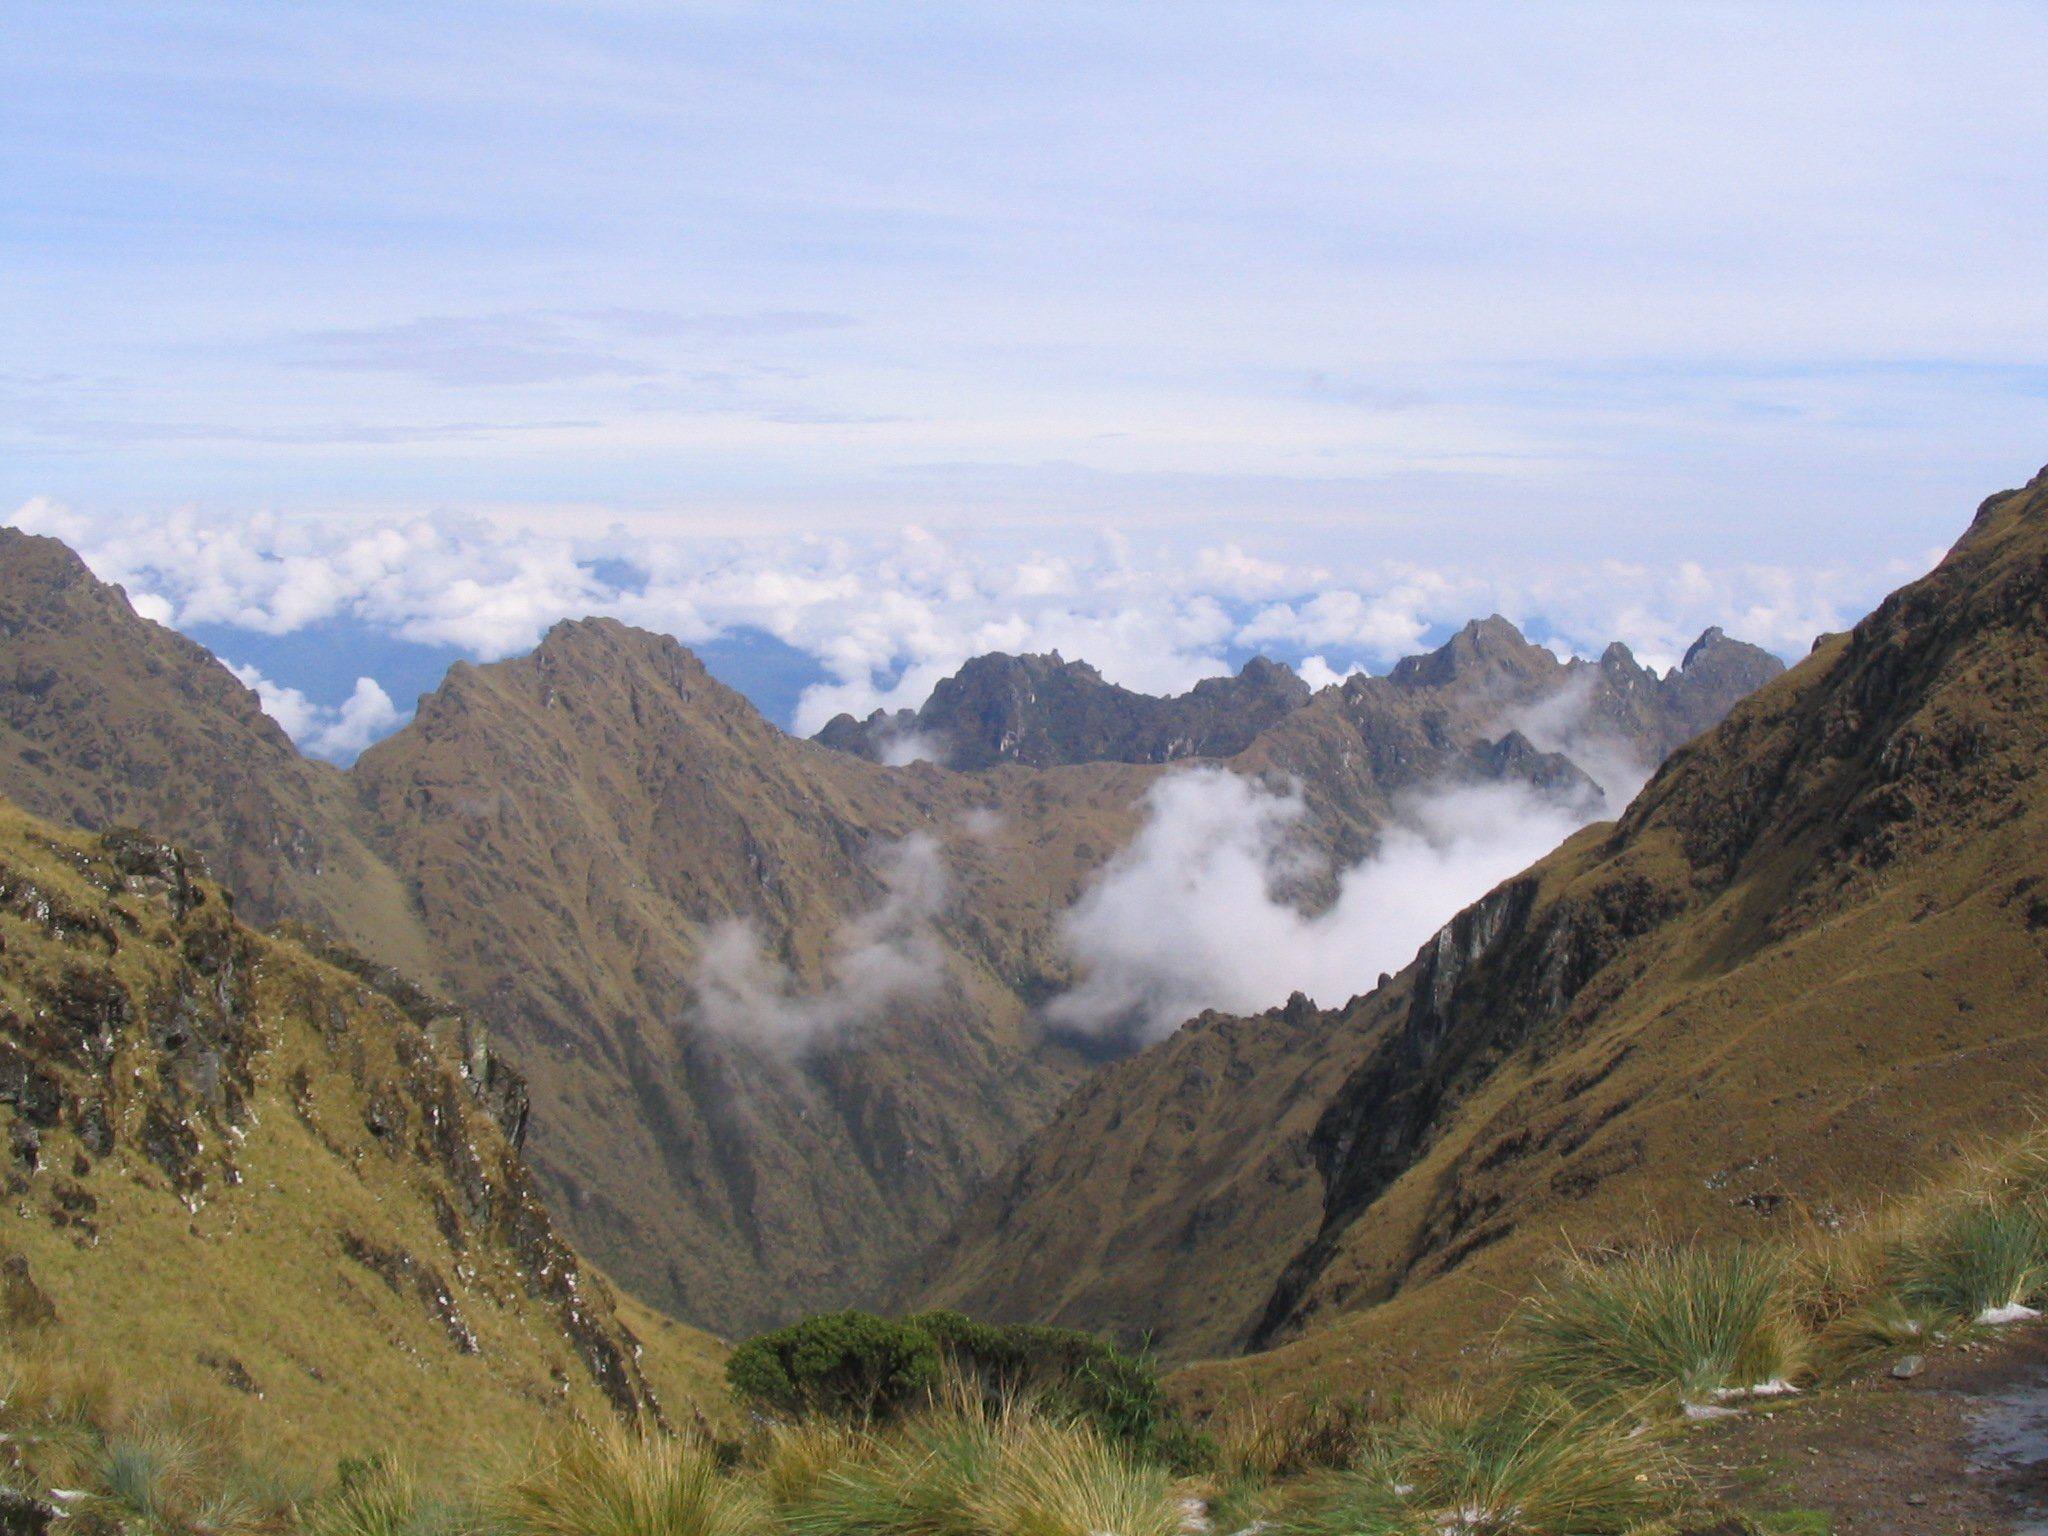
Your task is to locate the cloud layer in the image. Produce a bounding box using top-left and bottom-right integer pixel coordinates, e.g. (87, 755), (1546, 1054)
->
(12, 498), (1925, 752)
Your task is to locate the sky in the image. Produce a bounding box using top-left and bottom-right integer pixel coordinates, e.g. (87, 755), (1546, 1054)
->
(7, 2), (2048, 758)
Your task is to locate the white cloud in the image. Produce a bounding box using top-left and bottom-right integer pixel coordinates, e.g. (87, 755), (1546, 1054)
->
(1047, 765), (1605, 1044)
(1295, 655), (1365, 691)
(12, 497), (1923, 750)
(690, 833), (952, 1051)
(228, 663), (405, 764)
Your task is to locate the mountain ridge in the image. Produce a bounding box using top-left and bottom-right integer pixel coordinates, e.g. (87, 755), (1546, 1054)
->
(917, 467), (2048, 1394)
(0, 528), (1783, 1336)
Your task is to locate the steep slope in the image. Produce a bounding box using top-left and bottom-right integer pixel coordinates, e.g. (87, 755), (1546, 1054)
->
(0, 530), (444, 985)
(817, 653), (1312, 767)
(924, 468), (2048, 1382)
(0, 800), (723, 1468)
(349, 619), (1165, 1329)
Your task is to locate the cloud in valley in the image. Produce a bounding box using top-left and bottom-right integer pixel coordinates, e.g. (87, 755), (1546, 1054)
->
(691, 833), (951, 1050)
(1047, 766), (1606, 1044)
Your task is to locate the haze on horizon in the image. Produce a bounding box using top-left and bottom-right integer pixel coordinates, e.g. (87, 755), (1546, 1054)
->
(6, 2), (2048, 754)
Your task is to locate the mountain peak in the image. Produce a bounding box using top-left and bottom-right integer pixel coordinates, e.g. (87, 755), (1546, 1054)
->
(1387, 614), (1548, 689)
(1681, 625), (1728, 668)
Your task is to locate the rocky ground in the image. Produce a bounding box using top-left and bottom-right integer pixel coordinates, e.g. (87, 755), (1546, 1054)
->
(1702, 1327), (2048, 1533)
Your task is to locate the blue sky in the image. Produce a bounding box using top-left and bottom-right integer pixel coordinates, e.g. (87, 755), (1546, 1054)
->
(7, 3), (2048, 754)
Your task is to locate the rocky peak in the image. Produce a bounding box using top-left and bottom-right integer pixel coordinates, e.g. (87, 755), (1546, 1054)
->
(1388, 615), (1552, 691)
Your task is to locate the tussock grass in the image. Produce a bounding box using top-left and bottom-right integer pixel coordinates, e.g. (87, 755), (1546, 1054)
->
(500, 1422), (764, 1536)
(305, 1459), (479, 1536)
(746, 1420), (867, 1512)
(1890, 1199), (2048, 1320)
(1209, 1392), (1374, 1482)
(1513, 1244), (1807, 1410)
(1277, 1391), (1683, 1536)
(962, 1415), (1181, 1536)
(769, 1401), (996, 1536)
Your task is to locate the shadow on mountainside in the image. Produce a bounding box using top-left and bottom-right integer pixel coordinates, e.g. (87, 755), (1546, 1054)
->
(1702, 1327), (2048, 1534)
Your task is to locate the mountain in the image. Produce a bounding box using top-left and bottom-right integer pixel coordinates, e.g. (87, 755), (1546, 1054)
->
(920, 468), (2048, 1388)
(816, 630), (1781, 789)
(0, 531), (443, 984)
(348, 618), (1158, 1329)
(0, 799), (722, 1467)
(816, 653), (1312, 767)
(0, 532), (1780, 1338)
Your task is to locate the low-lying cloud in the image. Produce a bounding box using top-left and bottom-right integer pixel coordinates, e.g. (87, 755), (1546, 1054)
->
(1047, 765), (1604, 1045)
(691, 833), (951, 1051)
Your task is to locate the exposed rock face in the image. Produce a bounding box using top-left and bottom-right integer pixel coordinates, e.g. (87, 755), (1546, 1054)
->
(921, 470), (2048, 1384)
(818, 653), (1314, 768)
(0, 803), (673, 1446)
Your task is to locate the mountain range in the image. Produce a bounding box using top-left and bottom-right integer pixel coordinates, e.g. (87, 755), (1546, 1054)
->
(0, 525), (1779, 1341)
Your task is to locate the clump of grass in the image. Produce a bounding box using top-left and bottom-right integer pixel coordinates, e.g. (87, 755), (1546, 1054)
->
(306, 1456), (479, 1536)
(1210, 1392), (1375, 1482)
(500, 1421), (764, 1536)
(770, 1401), (996, 1536)
(85, 1399), (301, 1536)
(1820, 1286), (1951, 1362)
(1276, 1391), (1683, 1536)
(747, 1419), (867, 1512)
(962, 1415), (1182, 1536)
(1514, 1244), (1807, 1410)
(1890, 1199), (2048, 1321)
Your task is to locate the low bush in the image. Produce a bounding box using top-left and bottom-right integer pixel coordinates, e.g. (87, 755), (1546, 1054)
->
(1513, 1243), (1807, 1410)
(725, 1310), (1210, 1469)
(726, 1313), (943, 1423)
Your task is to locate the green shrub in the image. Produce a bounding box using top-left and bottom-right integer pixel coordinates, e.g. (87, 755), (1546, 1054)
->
(1892, 1199), (2048, 1320)
(1514, 1244), (1807, 1409)
(726, 1313), (943, 1422)
(726, 1310), (1208, 1469)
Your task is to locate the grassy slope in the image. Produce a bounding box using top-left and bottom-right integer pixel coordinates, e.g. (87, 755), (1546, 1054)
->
(922, 467), (2048, 1399)
(0, 801), (725, 1471)
(1216, 468), (2048, 1398)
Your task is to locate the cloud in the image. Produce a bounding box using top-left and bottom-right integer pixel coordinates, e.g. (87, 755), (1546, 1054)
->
(228, 664), (404, 763)
(690, 833), (951, 1051)
(1046, 765), (1605, 1045)
(1295, 654), (1366, 691)
(10, 498), (1924, 748)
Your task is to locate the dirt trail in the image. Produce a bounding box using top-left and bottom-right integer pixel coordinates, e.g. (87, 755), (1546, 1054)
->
(1701, 1328), (2048, 1533)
